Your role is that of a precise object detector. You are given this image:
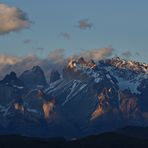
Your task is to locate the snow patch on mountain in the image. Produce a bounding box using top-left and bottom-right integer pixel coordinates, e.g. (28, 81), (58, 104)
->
(62, 80), (88, 106)
(115, 76), (140, 94)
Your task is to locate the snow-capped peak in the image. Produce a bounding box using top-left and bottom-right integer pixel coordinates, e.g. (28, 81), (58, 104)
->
(66, 57), (116, 85)
(106, 57), (148, 74)
(66, 57), (148, 94)
(67, 57), (96, 70)
(99, 57), (148, 94)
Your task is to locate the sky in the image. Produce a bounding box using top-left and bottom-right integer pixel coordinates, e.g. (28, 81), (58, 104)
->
(0, 0), (148, 63)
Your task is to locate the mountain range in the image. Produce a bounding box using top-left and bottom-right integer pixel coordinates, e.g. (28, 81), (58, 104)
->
(0, 57), (147, 138)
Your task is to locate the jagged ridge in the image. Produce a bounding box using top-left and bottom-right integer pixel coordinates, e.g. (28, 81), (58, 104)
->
(0, 57), (147, 138)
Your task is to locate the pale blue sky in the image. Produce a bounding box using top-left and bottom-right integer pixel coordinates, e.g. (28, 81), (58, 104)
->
(0, 0), (148, 62)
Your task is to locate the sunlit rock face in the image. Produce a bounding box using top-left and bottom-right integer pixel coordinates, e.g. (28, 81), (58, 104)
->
(77, 57), (96, 68)
(43, 99), (55, 120)
(106, 57), (148, 74)
(14, 103), (24, 112)
(67, 57), (96, 70)
(67, 59), (77, 69)
(63, 57), (97, 80)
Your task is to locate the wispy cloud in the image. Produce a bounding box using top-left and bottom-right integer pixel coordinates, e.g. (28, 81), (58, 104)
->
(77, 19), (93, 30)
(0, 3), (30, 35)
(121, 51), (132, 59)
(36, 47), (44, 52)
(48, 48), (66, 63)
(60, 32), (70, 40)
(79, 47), (114, 60)
(24, 39), (31, 44)
(135, 52), (140, 56)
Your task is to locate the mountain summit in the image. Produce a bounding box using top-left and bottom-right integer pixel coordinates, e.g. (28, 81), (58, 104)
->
(19, 66), (47, 89)
(0, 72), (24, 87)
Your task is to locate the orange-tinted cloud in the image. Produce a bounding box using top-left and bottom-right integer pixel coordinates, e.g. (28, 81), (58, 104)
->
(0, 3), (30, 35)
(0, 55), (21, 65)
(79, 47), (114, 61)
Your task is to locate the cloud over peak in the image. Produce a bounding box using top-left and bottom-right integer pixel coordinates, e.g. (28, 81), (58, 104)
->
(79, 47), (114, 61)
(0, 55), (21, 65)
(121, 51), (132, 59)
(0, 3), (30, 35)
(0, 48), (114, 79)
